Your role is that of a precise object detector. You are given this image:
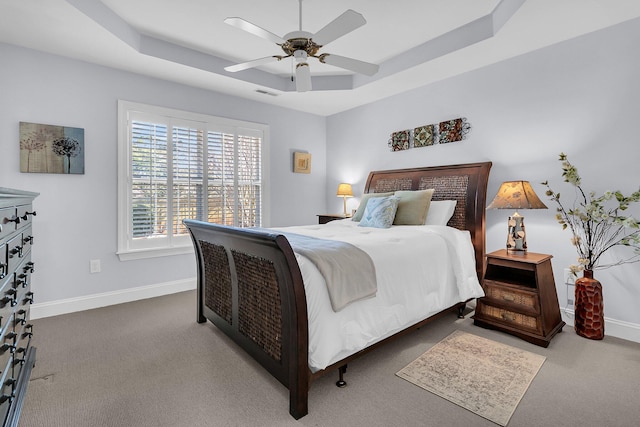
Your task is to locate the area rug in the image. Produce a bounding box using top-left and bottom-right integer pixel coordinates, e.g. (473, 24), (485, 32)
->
(396, 330), (546, 426)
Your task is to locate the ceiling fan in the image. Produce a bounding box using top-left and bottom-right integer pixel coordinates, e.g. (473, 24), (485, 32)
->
(223, 0), (379, 92)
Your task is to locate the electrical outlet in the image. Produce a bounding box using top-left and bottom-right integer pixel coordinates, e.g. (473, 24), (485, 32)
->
(90, 259), (101, 274)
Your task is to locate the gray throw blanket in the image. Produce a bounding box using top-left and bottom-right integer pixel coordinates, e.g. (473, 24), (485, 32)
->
(281, 231), (377, 312)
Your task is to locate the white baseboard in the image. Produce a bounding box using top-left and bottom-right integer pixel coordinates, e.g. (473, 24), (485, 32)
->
(561, 308), (640, 344)
(30, 278), (197, 319)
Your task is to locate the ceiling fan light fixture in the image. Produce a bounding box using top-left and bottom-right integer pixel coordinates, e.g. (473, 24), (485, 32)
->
(295, 62), (312, 92)
(294, 49), (308, 62)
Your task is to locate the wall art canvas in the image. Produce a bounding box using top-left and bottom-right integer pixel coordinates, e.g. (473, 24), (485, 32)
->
(20, 121), (85, 174)
(388, 130), (410, 151)
(438, 118), (471, 144)
(413, 125), (435, 148)
(293, 152), (311, 174)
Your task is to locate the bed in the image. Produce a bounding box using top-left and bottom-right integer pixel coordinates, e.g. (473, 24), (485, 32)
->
(184, 161), (492, 419)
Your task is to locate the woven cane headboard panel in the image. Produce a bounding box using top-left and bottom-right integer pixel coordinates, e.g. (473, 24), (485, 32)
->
(364, 162), (492, 278)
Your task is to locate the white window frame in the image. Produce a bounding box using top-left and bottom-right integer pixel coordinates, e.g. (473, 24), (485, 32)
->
(117, 100), (270, 261)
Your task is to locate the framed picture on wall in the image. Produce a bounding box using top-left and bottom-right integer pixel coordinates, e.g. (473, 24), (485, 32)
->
(294, 152), (311, 174)
(19, 121), (85, 174)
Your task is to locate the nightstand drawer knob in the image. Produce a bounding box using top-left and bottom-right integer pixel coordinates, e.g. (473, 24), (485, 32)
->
(502, 293), (516, 302)
(501, 312), (516, 322)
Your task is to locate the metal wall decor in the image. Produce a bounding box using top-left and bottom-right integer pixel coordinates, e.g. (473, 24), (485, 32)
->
(438, 118), (471, 144)
(388, 130), (410, 151)
(388, 118), (470, 152)
(413, 124), (435, 147)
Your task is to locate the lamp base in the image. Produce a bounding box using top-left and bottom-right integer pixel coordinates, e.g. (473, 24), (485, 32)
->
(506, 213), (527, 252)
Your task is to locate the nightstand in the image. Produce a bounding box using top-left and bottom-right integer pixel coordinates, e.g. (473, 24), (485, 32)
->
(473, 249), (565, 347)
(317, 214), (348, 224)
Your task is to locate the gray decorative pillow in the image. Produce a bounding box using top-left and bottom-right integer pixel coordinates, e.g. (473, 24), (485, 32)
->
(351, 192), (394, 222)
(358, 196), (400, 228)
(393, 189), (435, 225)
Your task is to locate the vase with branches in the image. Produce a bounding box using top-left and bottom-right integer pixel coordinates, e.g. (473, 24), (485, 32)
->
(542, 153), (640, 339)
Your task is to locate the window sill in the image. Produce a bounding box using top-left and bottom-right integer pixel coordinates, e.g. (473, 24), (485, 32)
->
(117, 245), (194, 261)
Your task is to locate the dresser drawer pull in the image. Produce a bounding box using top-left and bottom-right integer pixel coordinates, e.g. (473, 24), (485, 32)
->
(21, 211), (36, 220)
(10, 245), (23, 258)
(502, 293), (516, 302)
(23, 292), (34, 305)
(24, 261), (35, 273)
(16, 273), (28, 288)
(5, 215), (20, 225)
(0, 343), (16, 354)
(501, 312), (516, 322)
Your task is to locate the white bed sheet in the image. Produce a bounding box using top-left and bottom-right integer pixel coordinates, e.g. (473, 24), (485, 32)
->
(272, 219), (485, 372)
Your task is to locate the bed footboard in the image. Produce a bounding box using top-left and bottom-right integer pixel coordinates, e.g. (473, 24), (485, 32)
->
(184, 220), (310, 419)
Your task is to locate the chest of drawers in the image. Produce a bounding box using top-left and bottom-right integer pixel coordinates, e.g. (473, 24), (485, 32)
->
(0, 188), (38, 427)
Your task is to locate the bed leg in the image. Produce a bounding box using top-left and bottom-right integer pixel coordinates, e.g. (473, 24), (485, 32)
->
(457, 304), (465, 319)
(336, 364), (348, 388)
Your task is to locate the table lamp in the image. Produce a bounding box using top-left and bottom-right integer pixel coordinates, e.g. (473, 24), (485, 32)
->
(336, 183), (353, 217)
(487, 181), (547, 252)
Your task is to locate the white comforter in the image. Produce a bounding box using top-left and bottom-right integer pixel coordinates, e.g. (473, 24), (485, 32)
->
(272, 219), (484, 372)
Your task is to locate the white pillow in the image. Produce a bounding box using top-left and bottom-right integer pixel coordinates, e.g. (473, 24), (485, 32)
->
(424, 200), (457, 225)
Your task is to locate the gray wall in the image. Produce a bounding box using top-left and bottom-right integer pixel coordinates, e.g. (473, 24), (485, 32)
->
(0, 43), (326, 304)
(326, 17), (640, 331)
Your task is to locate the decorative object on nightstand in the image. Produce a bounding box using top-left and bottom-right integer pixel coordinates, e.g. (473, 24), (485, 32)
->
(336, 183), (353, 217)
(487, 181), (547, 252)
(473, 250), (565, 347)
(542, 153), (640, 340)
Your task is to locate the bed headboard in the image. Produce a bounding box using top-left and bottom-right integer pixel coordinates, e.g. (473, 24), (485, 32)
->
(364, 162), (492, 279)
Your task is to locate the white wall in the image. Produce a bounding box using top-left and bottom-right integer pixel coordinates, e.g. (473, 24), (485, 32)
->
(0, 43), (326, 308)
(326, 18), (640, 339)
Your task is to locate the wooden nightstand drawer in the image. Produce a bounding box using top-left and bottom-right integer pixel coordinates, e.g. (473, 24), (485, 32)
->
(483, 280), (540, 314)
(480, 305), (542, 334)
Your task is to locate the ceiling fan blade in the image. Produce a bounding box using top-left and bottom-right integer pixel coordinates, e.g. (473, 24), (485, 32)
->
(295, 63), (312, 92)
(225, 56), (282, 73)
(312, 9), (366, 46)
(224, 17), (285, 45)
(319, 54), (379, 76)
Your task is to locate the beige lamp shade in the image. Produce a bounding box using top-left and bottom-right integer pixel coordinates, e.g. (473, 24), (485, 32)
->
(336, 183), (353, 217)
(488, 181), (547, 252)
(336, 183), (354, 197)
(487, 181), (547, 210)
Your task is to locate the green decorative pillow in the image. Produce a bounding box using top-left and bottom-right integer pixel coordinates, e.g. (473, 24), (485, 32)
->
(393, 189), (435, 225)
(351, 192), (394, 222)
(358, 196), (399, 228)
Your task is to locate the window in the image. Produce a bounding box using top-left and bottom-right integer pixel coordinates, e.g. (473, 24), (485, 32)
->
(117, 101), (269, 260)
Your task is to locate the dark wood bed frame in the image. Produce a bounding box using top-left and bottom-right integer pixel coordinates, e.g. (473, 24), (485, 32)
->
(184, 161), (492, 419)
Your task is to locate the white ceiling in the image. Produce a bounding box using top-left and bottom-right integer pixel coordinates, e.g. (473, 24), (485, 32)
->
(2, 0), (640, 116)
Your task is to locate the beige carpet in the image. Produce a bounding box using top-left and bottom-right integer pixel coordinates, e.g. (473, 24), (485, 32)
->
(396, 330), (546, 426)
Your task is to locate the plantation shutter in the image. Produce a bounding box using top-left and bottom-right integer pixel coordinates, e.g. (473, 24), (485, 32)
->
(237, 129), (262, 227)
(131, 120), (168, 239)
(172, 125), (204, 236)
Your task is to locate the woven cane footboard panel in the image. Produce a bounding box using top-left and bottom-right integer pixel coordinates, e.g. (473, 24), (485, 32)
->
(232, 250), (283, 362)
(200, 241), (233, 324)
(419, 175), (469, 230)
